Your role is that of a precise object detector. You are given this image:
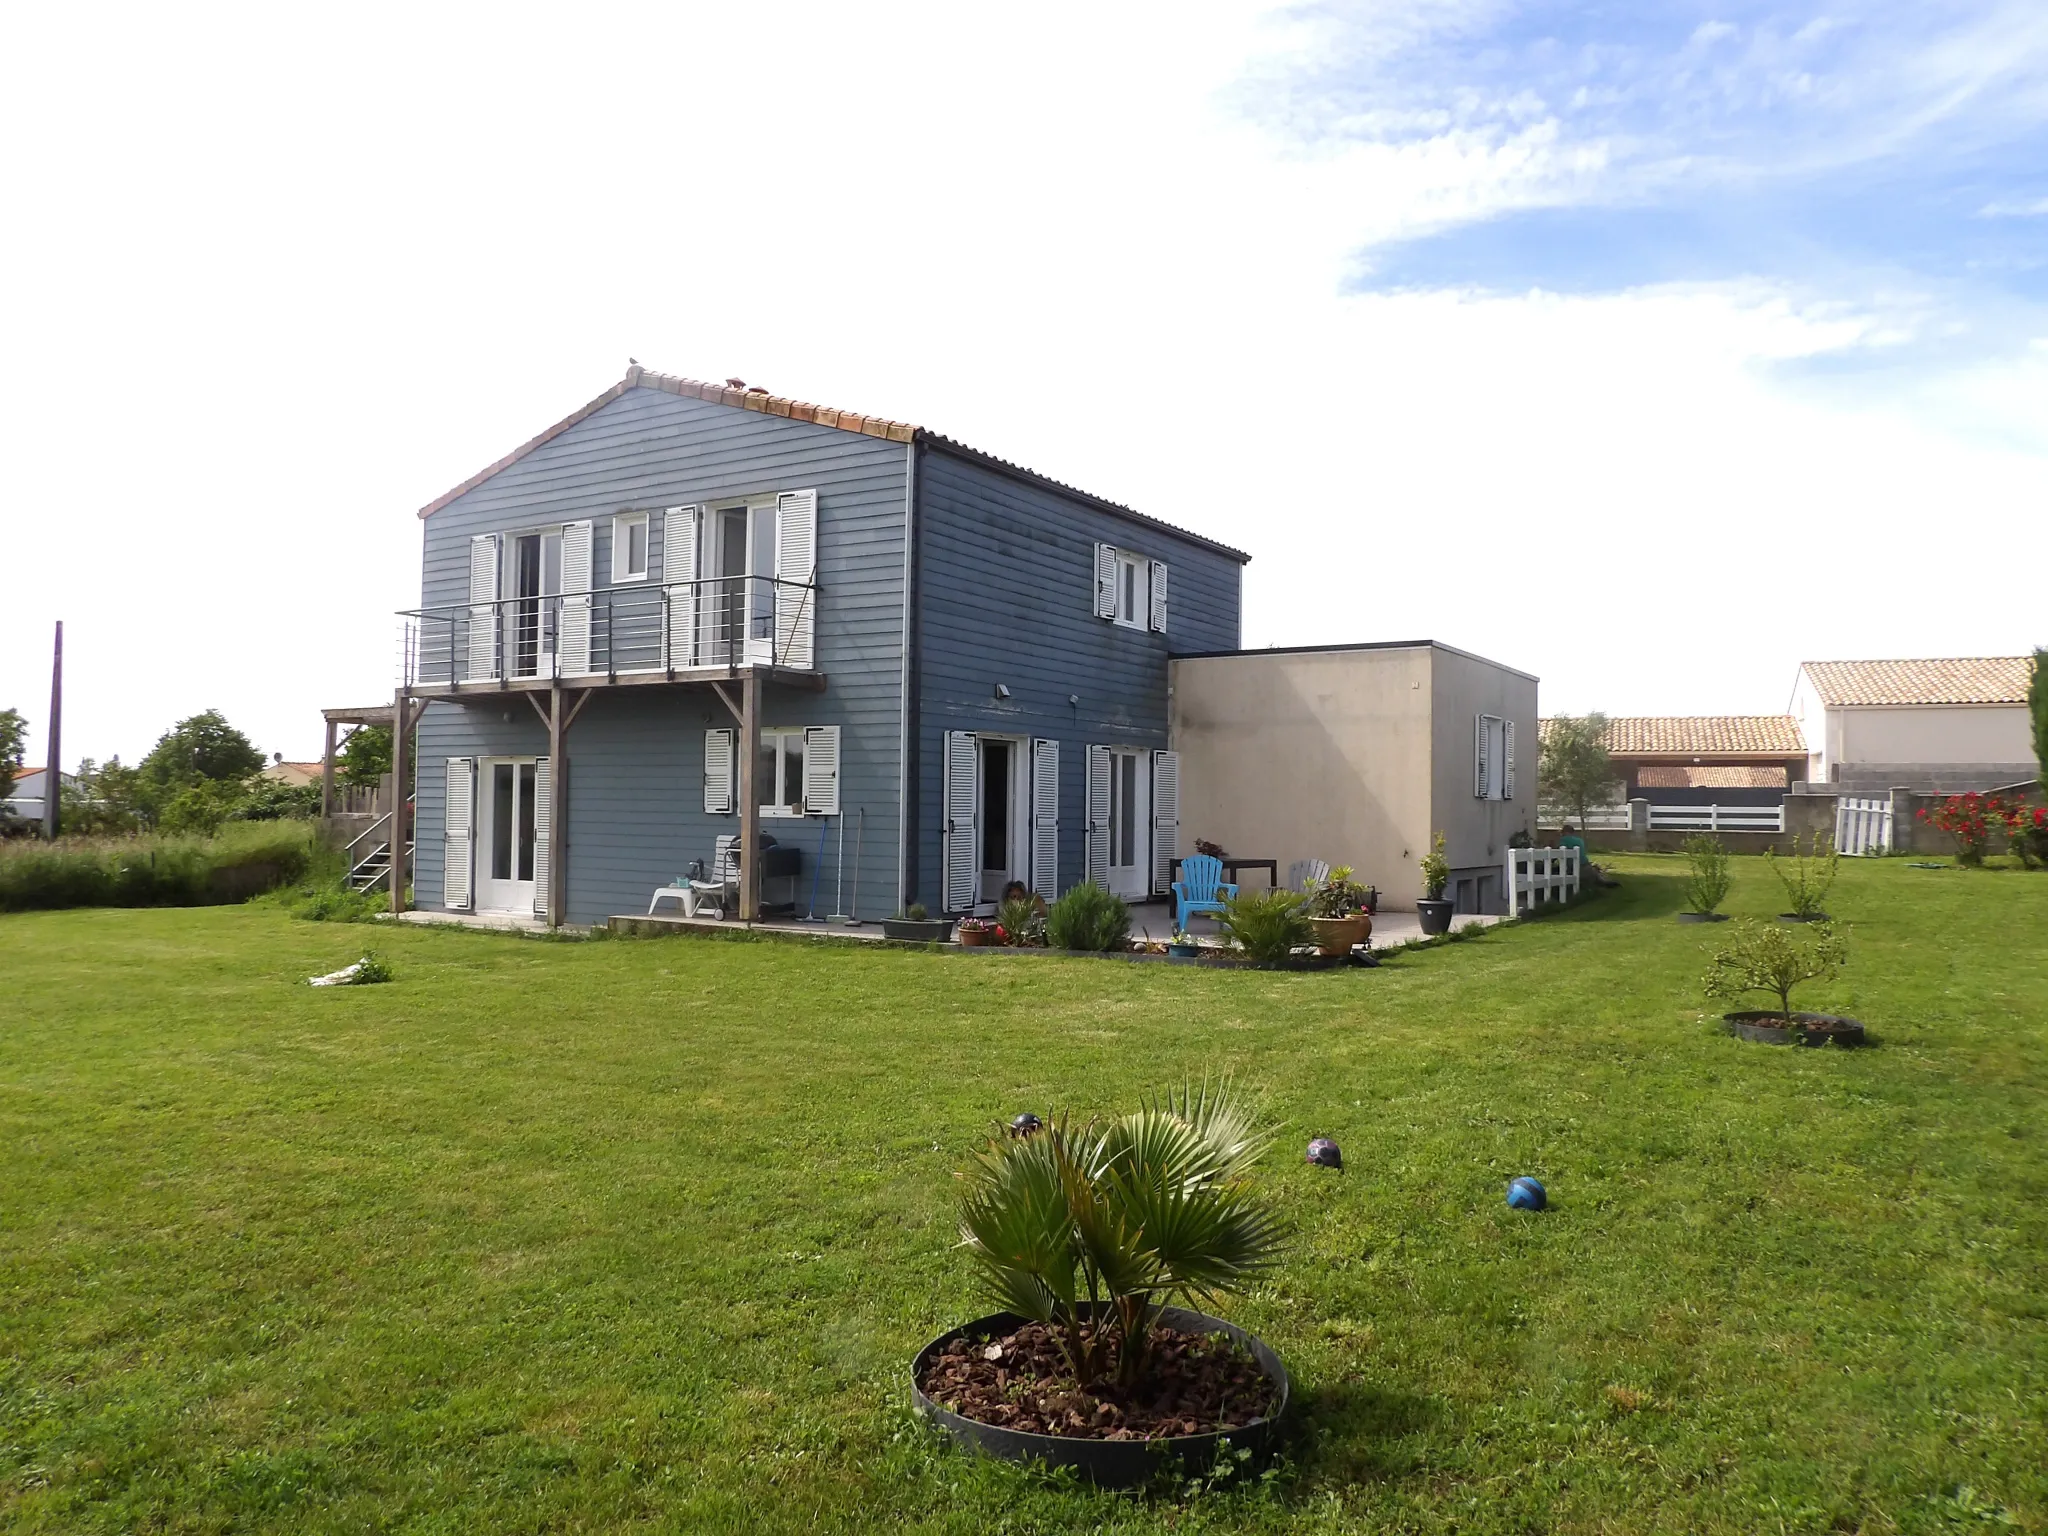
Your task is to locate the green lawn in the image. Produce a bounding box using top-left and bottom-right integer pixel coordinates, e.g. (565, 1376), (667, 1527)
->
(3, 857), (2045, 1534)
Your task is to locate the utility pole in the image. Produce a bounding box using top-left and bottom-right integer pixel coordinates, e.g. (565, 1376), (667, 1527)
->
(43, 620), (62, 840)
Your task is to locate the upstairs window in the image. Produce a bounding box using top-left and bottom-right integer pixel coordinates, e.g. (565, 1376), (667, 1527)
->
(1094, 543), (1168, 633)
(612, 512), (649, 582)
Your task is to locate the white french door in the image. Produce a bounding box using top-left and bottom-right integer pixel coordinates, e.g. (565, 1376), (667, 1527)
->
(477, 758), (540, 912)
(1106, 748), (1149, 899)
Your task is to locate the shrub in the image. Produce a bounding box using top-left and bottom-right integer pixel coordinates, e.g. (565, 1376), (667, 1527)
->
(1681, 833), (1731, 914)
(1419, 832), (1450, 901)
(957, 1080), (1286, 1391)
(0, 823), (315, 913)
(1915, 793), (2019, 867)
(1216, 888), (1312, 964)
(1045, 883), (1131, 952)
(996, 893), (1047, 946)
(1766, 833), (1838, 917)
(1702, 918), (1846, 1021)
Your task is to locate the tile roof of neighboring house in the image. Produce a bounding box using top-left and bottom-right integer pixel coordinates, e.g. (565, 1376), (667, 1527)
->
(1542, 716), (1807, 757)
(1636, 764), (1790, 789)
(417, 365), (1252, 562)
(263, 761), (325, 787)
(1800, 656), (2032, 707)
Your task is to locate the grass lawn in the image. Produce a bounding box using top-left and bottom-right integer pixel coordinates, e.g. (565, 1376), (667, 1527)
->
(3, 855), (2045, 1534)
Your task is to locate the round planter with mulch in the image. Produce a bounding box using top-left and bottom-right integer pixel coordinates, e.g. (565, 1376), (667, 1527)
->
(1724, 1011), (1867, 1047)
(1415, 898), (1454, 936)
(1675, 911), (1729, 924)
(912, 1306), (1289, 1488)
(1307, 914), (1371, 956)
(1776, 913), (1831, 924)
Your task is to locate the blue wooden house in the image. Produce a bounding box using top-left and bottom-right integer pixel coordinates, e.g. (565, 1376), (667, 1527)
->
(394, 366), (1247, 926)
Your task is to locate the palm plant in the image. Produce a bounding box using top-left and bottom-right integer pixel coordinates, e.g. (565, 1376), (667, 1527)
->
(1216, 888), (1312, 963)
(956, 1080), (1287, 1391)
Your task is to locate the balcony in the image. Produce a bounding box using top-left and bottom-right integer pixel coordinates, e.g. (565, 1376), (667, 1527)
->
(398, 575), (821, 697)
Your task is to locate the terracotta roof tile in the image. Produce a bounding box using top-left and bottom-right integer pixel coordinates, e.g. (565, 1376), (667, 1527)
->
(1801, 657), (2031, 707)
(1636, 764), (1789, 789)
(1540, 716), (1807, 756)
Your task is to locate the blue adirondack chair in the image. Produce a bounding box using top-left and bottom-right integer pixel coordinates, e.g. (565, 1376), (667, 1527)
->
(1172, 854), (1238, 932)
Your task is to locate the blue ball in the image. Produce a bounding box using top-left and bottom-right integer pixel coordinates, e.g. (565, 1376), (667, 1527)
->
(1506, 1176), (1547, 1211)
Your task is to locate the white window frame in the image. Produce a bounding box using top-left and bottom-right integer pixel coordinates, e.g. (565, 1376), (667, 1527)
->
(612, 511), (650, 583)
(758, 726), (808, 818)
(1111, 548), (1147, 630)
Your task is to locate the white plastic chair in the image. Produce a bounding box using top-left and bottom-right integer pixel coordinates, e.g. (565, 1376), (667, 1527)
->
(1288, 858), (1331, 893)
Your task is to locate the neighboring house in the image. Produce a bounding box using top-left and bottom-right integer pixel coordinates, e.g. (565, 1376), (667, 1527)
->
(262, 759), (324, 788)
(1790, 657), (2036, 791)
(3, 767), (69, 825)
(397, 366), (1246, 926)
(1171, 642), (1538, 914)
(1591, 716), (1807, 806)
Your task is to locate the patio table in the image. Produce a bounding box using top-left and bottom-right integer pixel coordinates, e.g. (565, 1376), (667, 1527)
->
(1169, 856), (1279, 891)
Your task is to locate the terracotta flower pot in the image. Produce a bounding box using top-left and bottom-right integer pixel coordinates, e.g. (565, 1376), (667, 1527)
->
(1307, 914), (1371, 956)
(957, 926), (992, 947)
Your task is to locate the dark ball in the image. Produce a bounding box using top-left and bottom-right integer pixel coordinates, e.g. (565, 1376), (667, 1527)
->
(1306, 1137), (1343, 1170)
(1009, 1112), (1044, 1138)
(1507, 1176), (1547, 1211)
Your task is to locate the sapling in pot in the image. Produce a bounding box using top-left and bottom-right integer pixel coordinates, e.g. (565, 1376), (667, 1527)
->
(1702, 918), (1846, 1023)
(1767, 833), (1839, 920)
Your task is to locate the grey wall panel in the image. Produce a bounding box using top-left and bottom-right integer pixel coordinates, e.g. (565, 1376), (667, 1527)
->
(907, 446), (1244, 911)
(412, 387), (909, 922)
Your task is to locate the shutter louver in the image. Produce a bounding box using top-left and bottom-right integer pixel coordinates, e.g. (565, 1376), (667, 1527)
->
(802, 725), (840, 816)
(558, 521), (593, 676)
(1148, 561), (1168, 633)
(1150, 749), (1179, 895)
(704, 729), (734, 815)
(774, 489), (818, 668)
(1085, 744), (1112, 889)
(1503, 719), (1516, 800)
(443, 757), (474, 909)
(664, 506), (699, 668)
(942, 730), (979, 913)
(466, 536), (499, 682)
(1474, 715), (1488, 799)
(1030, 737), (1060, 897)
(1094, 543), (1117, 619)
(531, 756), (551, 914)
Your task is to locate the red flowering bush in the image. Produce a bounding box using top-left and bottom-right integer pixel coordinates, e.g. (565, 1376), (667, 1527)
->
(1917, 793), (2045, 867)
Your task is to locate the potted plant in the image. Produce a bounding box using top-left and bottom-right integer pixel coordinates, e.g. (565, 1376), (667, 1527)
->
(1767, 833), (1838, 922)
(1215, 888), (1313, 966)
(956, 916), (995, 947)
(1702, 918), (1862, 1045)
(1677, 832), (1731, 923)
(913, 1081), (1291, 1487)
(1303, 864), (1374, 955)
(1415, 832), (1453, 935)
(882, 902), (955, 943)
(1166, 929), (1202, 961)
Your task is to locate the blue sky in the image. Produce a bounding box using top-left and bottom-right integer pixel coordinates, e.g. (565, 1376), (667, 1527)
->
(1246, 1), (2048, 331)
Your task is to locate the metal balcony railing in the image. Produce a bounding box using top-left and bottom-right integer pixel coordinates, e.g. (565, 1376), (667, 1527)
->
(397, 574), (816, 689)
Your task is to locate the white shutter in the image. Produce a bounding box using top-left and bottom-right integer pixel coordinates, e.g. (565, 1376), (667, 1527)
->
(1503, 719), (1516, 800)
(704, 729), (734, 815)
(558, 521), (593, 675)
(942, 730), (979, 913)
(774, 489), (818, 668)
(1150, 749), (1179, 895)
(664, 505), (699, 668)
(531, 756), (551, 914)
(1085, 744), (1112, 889)
(466, 536), (499, 681)
(1030, 737), (1059, 897)
(443, 757), (474, 909)
(1474, 715), (1489, 799)
(803, 725), (840, 816)
(1148, 561), (1168, 634)
(1094, 543), (1117, 619)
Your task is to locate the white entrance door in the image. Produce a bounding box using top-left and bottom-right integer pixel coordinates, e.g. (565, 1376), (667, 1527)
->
(1106, 748), (1150, 900)
(478, 758), (540, 912)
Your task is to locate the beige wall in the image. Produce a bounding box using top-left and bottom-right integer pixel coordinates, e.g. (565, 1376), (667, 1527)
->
(1836, 703), (2032, 768)
(1170, 643), (1539, 912)
(1171, 647), (1433, 906)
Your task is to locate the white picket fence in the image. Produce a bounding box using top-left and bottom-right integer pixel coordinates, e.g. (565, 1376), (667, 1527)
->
(1835, 795), (1892, 856)
(1646, 803), (1784, 833)
(1538, 804), (1630, 829)
(1505, 846), (1580, 915)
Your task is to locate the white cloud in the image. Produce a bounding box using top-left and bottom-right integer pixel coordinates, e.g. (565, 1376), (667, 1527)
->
(1980, 196), (2048, 216)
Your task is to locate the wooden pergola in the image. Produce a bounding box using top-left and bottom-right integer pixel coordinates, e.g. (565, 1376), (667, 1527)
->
(318, 704), (397, 818)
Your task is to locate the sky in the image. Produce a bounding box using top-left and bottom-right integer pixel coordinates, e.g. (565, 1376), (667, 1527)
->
(2, 0), (2043, 768)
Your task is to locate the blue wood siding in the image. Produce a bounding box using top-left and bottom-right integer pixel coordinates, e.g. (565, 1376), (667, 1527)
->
(413, 386), (909, 923)
(906, 445), (1243, 910)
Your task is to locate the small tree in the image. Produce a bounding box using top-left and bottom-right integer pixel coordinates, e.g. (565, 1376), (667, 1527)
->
(1766, 833), (1839, 918)
(1539, 714), (1614, 831)
(0, 707), (26, 807)
(1681, 832), (1731, 915)
(1703, 918), (1847, 1022)
(337, 725), (393, 789)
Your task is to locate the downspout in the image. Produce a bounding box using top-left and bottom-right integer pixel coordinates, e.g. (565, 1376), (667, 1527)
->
(896, 436), (921, 914)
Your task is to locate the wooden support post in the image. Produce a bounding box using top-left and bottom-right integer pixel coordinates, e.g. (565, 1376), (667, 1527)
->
(388, 690), (410, 914)
(737, 669), (760, 920)
(547, 682), (567, 928)
(321, 719), (337, 819)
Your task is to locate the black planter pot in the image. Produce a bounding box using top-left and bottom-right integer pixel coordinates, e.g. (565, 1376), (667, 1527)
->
(1776, 913), (1831, 924)
(1166, 942), (1201, 963)
(1724, 1011), (1867, 1047)
(1675, 911), (1730, 924)
(912, 1306), (1290, 1489)
(1415, 899), (1454, 936)
(882, 918), (956, 942)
